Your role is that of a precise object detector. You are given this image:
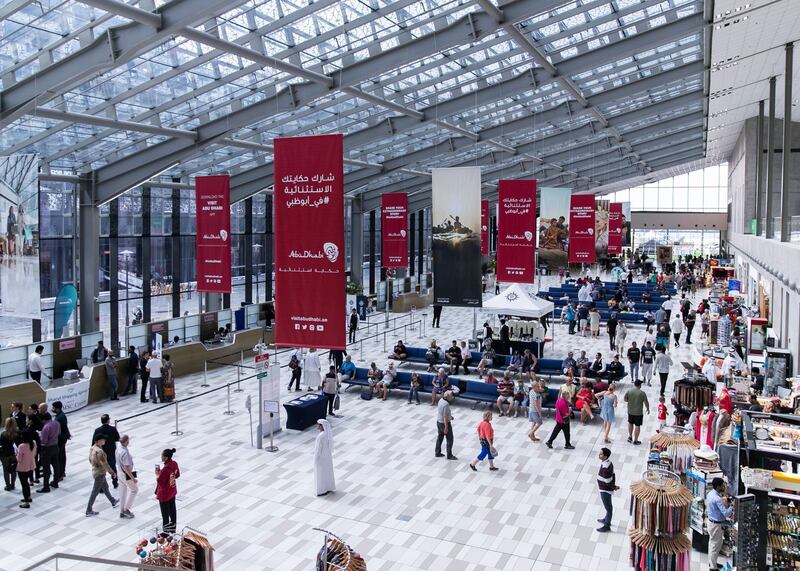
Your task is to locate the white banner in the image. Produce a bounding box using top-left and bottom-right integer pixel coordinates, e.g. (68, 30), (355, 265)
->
(45, 379), (90, 413)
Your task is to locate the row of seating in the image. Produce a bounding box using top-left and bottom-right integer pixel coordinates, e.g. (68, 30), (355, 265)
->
(548, 296), (663, 312)
(387, 346), (627, 380)
(564, 280), (677, 293)
(545, 289), (668, 306)
(549, 301), (648, 324)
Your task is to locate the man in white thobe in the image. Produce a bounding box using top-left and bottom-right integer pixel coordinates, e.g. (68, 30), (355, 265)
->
(314, 419), (335, 496)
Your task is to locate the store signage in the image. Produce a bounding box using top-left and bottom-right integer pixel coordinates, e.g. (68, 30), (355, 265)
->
(381, 193), (408, 268)
(607, 202), (623, 256)
(568, 194), (596, 264)
(195, 175), (232, 293)
(45, 378), (90, 413)
(480, 199), (489, 255)
(274, 134), (346, 350)
(150, 322), (166, 333)
(496, 179), (537, 284)
(58, 339), (77, 350)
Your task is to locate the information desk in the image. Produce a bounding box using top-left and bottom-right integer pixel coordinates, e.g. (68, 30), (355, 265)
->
(44, 377), (91, 413)
(283, 393), (327, 431)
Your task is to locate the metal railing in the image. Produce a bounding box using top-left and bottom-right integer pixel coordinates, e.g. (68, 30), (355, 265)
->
(348, 318), (423, 361)
(21, 552), (181, 571)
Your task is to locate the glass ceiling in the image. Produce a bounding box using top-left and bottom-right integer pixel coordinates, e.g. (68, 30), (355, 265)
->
(0, 0), (707, 198)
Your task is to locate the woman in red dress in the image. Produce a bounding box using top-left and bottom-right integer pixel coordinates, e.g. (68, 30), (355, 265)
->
(155, 448), (180, 533)
(575, 382), (596, 423)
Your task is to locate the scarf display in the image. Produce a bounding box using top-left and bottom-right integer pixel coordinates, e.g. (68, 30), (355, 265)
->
(315, 529), (367, 571)
(649, 428), (699, 475)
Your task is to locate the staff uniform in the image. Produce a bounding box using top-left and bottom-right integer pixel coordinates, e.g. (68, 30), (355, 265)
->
(707, 488), (733, 569)
(27, 352), (45, 383)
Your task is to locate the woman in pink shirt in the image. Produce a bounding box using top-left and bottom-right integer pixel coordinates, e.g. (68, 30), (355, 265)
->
(16, 432), (37, 508)
(545, 390), (574, 450)
(469, 411), (498, 472)
(155, 448), (180, 533)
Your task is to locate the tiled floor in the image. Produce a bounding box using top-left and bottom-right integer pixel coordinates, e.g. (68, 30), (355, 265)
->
(0, 276), (718, 571)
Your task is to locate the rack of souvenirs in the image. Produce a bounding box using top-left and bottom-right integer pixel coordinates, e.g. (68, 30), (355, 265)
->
(314, 528), (367, 571)
(685, 448), (724, 550)
(687, 406), (732, 451)
(629, 468), (693, 571)
(134, 527), (215, 570)
(672, 374), (715, 426)
(649, 425), (699, 475)
(735, 494), (759, 570)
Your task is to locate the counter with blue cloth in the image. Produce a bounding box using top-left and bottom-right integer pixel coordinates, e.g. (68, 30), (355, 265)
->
(283, 393), (327, 430)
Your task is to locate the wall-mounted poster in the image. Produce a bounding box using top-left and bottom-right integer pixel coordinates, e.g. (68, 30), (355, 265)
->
(381, 193), (408, 269)
(568, 194), (596, 264)
(432, 167), (482, 307)
(607, 202), (623, 256)
(0, 154), (40, 319)
(195, 175), (232, 293)
(595, 198), (610, 259)
(537, 187), (570, 269)
(274, 134), (346, 350)
(656, 245), (673, 266)
(496, 179), (536, 284)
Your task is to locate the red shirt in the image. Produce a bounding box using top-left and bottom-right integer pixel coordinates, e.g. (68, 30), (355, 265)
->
(555, 398), (570, 424)
(657, 403), (668, 420)
(719, 390), (733, 415)
(155, 459), (180, 502)
(477, 420), (494, 440)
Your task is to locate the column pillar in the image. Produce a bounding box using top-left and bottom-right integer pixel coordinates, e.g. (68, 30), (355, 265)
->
(244, 197), (253, 304)
(141, 187), (152, 323)
(368, 209), (376, 295)
(350, 198), (364, 289)
(264, 194), (273, 301)
(780, 42), (794, 242)
(766, 76), (777, 239)
(417, 208), (424, 278)
(409, 212), (416, 278)
(171, 187), (182, 316)
(109, 199), (120, 350)
(79, 177), (100, 333)
(755, 100), (765, 236)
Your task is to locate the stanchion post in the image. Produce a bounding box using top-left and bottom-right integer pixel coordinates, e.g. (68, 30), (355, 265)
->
(417, 321), (422, 339)
(171, 402), (183, 436)
(360, 340), (364, 361)
(223, 383), (234, 415)
(201, 360), (209, 387)
(422, 315), (426, 338)
(234, 350), (244, 392)
(266, 412), (278, 453)
(383, 331), (387, 352)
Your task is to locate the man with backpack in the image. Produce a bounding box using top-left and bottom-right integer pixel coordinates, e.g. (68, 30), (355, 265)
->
(288, 348), (302, 391)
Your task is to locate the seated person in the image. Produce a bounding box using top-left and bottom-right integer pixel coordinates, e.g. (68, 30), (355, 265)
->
(484, 371), (498, 384)
(512, 377), (529, 417)
(506, 350), (522, 374)
(589, 352), (605, 378)
(642, 291), (651, 303)
(459, 341), (473, 374)
(376, 362), (396, 401)
(559, 372), (578, 402)
(575, 350), (590, 376)
(338, 355), (356, 382)
(628, 300), (636, 312)
(367, 362), (382, 393)
(446, 340), (463, 374)
(575, 382), (596, 423)
(606, 355), (625, 380)
(425, 340), (441, 373)
(562, 351), (577, 375)
(431, 368), (450, 405)
(169, 335), (181, 346)
(477, 346), (497, 376)
(643, 310), (655, 326)
(496, 372), (516, 417)
(390, 340), (408, 360)
(747, 394), (763, 412)
(522, 349), (537, 380)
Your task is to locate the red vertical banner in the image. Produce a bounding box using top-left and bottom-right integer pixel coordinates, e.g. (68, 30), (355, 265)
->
(480, 199), (489, 255)
(195, 175), (232, 293)
(274, 134), (345, 350)
(381, 193), (408, 269)
(607, 202), (623, 256)
(568, 194), (596, 264)
(497, 179), (537, 283)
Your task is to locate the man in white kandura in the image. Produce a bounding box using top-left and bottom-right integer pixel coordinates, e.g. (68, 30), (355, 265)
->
(314, 419), (335, 497)
(303, 348), (322, 391)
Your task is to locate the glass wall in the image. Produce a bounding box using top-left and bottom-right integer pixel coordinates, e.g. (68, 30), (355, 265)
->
(604, 163), (728, 213)
(633, 229), (721, 258)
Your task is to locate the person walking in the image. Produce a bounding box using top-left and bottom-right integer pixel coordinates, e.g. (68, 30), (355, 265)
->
(545, 390), (575, 450)
(596, 447), (619, 532)
(36, 413), (60, 493)
(93, 414), (120, 489)
(606, 313), (618, 352)
(434, 390), (456, 460)
(161, 354), (175, 402)
(670, 314), (684, 348)
(469, 410), (498, 471)
(640, 341), (656, 387)
(115, 435), (137, 518)
(303, 348), (322, 391)
(615, 321), (628, 354)
(104, 350), (119, 400)
(527, 379), (544, 442)
(320, 366), (339, 417)
(432, 304), (442, 328)
(1, 418), (19, 491)
(27, 345), (49, 384)
(313, 420), (335, 496)
(707, 477), (733, 570)
(288, 348), (303, 391)
(624, 380), (650, 445)
(125, 346), (139, 396)
(155, 448), (180, 532)
(146, 353), (163, 403)
(138, 351), (150, 403)
(566, 303), (576, 335)
(348, 309), (358, 344)
(684, 310), (696, 344)
(85, 434), (117, 516)
(597, 384), (618, 444)
(16, 432), (36, 508)
(655, 347), (673, 397)
(626, 341), (640, 382)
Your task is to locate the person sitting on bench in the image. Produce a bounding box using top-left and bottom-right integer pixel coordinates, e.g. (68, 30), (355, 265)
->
(431, 368), (450, 405)
(376, 363), (396, 401)
(477, 346), (497, 376)
(459, 341), (472, 374)
(506, 350), (522, 375)
(575, 350), (590, 377)
(446, 340), (462, 375)
(606, 355), (625, 380)
(367, 362), (382, 394)
(496, 372), (516, 417)
(575, 381), (596, 423)
(522, 349), (537, 381)
(339, 355), (356, 382)
(562, 352), (577, 375)
(589, 352), (605, 378)
(390, 340), (407, 360)
(425, 340), (441, 373)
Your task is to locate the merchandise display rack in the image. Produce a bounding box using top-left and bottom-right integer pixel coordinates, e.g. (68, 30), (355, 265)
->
(672, 374), (715, 426)
(134, 525), (215, 570)
(649, 425), (699, 475)
(314, 528), (367, 571)
(629, 467), (693, 571)
(685, 450), (724, 552)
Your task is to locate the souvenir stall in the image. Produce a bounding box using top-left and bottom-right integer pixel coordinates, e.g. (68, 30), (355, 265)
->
(686, 447), (725, 551)
(315, 529), (367, 571)
(648, 425), (699, 475)
(135, 526), (215, 570)
(629, 468), (693, 571)
(481, 283), (555, 357)
(672, 373), (716, 426)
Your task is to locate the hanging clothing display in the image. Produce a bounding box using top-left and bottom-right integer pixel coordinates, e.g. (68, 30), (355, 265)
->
(649, 428), (699, 475)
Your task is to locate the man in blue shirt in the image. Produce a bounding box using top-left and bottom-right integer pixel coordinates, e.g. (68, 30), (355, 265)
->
(707, 477), (733, 570)
(338, 355), (356, 382)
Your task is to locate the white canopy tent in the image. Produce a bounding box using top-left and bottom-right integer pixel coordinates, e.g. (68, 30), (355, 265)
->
(482, 284), (556, 353)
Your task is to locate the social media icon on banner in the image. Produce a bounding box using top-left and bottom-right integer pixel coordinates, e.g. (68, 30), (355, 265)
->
(317, 325), (324, 331)
(294, 324), (300, 330)
(309, 325), (316, 331)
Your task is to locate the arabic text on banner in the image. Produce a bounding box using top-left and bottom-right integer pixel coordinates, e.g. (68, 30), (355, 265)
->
(497, 179), (537, 284)
(195, 175), (232, 293)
